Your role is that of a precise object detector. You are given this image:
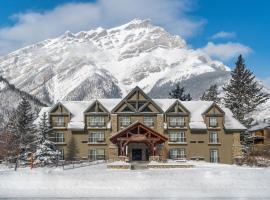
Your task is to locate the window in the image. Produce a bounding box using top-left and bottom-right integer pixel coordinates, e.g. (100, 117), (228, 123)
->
(88, 132), (105, 143)
(169, 148), (186, 159)
(210, 149), (219, 163)
(169, 116), (185, 127)
(209, 132), (219, 143)
(144, 116), (154, 127)
(57, 149), (64, 160)
(54, 116), (64, 127)
(55, 132), (64, 143)
(120, 116), (131, 127)
(169, 131), (186, 143)
(88, 116), (105, 127)
(88, 149), (105, 160)
(209, 117), (218, 127)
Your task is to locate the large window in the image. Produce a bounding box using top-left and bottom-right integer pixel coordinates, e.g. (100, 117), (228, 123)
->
(169, 131), (186, 143)
(209, 132), (219, 143)
(169, 148), (186, 159)
(54, 116), (65, 127)
(144, 116), (154, 127)
(210, 149), (219, 163)
(55, 132), (64, 143)
(169, 116), (185, 127)
(120, 116), (131, 127)
(88, 132), (105, 143)
(88, 149), (105, 161)
(209, 117), (218, 127)
(87, 116), (105, 127)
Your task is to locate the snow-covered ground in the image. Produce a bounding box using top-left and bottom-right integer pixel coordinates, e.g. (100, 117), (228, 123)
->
(0, 162), (270, 199)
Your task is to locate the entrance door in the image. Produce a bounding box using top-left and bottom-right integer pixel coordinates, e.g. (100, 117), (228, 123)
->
(132, 149), (142, 161)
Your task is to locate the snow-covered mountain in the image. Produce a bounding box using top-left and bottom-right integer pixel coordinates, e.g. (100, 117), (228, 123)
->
(0, 19), (269, 121)
(0, 19), (230, 101)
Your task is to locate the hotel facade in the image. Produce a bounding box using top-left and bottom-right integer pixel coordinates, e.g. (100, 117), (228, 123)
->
(39, 87), (246, 164)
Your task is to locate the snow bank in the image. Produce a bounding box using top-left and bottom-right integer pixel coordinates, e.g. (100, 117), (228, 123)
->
(1, 163), (270, 199)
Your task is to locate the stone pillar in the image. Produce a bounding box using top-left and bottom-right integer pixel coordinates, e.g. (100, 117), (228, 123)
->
(111, 114), (118, 133)
(232, 132), (242, 161)
(108, 144), (118, 161)
(156, 114), (164, 134)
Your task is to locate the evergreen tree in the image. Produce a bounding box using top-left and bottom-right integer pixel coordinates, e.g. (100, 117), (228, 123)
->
(33, 112), (59, 166)
(201, 84), (221, 103)
(66, 136), (79, 161)
(169, 84), (192, 101)
(223, 55), (269, 127)
(6, 98), (36, 170)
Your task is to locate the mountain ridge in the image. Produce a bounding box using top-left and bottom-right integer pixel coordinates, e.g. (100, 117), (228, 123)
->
(0, 19), (269, 122)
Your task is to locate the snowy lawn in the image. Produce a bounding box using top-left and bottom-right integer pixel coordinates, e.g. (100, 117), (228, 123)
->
(0, 162), (270, 199)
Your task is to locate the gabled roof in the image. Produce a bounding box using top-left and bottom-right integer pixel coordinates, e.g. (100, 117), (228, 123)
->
(84, 100), (109, 113)
(36, 90), (246, 131)
(110, 121), (168, 144)
(111, 86), (163, 113)
(164, 100), (190, 114)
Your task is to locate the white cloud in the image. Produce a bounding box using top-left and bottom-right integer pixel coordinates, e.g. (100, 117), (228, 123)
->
(211, 31), (236, 39)
(0, 0), (204, 56)
(201, 42), (252, 61)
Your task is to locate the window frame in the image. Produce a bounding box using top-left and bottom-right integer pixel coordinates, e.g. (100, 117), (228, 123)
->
(169, 116), (185, 127)
(169, 148), (186, 159)
(88, 149), (105, 161)
(210, 149), (219, 163)
(168, 131), (186, 143)
(209, 117), (218, 127)
(87, 116), (106, 127)
(88, 131), (105, 143)
(119, 116), (131, 127)
(54, 116), (65, 127)
(209, 131), (219, 143)
(55, 132), (64, 143)
(143, 116), (154, 127)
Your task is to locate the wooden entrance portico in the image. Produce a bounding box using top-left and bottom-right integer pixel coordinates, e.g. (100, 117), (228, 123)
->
(110, 121), (168, 161)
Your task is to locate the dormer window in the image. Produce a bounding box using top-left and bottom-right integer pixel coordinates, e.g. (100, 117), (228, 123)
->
(169, 116), (185, 127)
(54, 116), (65, 127)
(88, 116), (105, 127)
(209, 117), (218, 127)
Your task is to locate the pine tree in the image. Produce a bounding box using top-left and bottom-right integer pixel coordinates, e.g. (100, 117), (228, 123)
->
(66, 136), (79, 161)
(33, 112), (59, 166)
(6, 97), (37, 170)
(223, 55), (269, 127)
(201, 84), (221, 103)
(169, 84), (192, 101)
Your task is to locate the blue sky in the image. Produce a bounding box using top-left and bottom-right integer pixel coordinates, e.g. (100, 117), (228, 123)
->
(0, 0), (269, 85)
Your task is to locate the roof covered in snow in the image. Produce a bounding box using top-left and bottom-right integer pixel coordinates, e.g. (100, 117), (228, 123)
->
(248, 122), (270, 132)
(37, 99), (246, 131)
